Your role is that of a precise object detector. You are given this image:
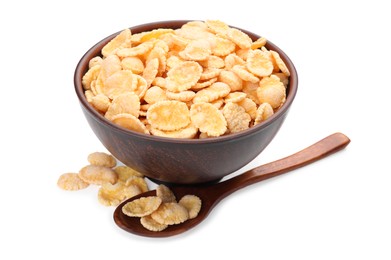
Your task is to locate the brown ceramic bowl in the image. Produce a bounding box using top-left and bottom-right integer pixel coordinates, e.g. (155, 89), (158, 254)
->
(74, 20), (298, 185)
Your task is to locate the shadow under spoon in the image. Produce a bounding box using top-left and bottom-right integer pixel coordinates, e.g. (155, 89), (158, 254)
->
(114, 132), (350, 237)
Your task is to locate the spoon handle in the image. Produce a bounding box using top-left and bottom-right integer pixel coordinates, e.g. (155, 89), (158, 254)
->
(214, 132), (350, 200)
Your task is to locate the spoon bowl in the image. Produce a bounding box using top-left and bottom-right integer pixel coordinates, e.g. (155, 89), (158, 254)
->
(114, 132), (350, 237)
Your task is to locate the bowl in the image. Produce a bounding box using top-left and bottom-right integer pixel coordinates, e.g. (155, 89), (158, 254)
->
(74, 20), (298, 185)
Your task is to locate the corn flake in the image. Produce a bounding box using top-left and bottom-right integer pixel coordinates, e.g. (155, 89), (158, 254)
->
(166, 61), (202, 92)
(222, 102), (251, 133)
(147, 100), (190, 131)
(178, 195), (202, 219)
(111, 113), (150, 134)
(190, 102), (227, 137)
(57, 173), (89, 191)
(87, 152), (117, 168)
(156, 184), (176, 203)
(140, 215), (168, 232)
(79, 165), (118, 185)
(122, 196), (162, 217)
(151, 202), (189, 225)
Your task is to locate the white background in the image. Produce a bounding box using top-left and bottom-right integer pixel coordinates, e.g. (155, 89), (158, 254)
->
(1, 0), (390, 259)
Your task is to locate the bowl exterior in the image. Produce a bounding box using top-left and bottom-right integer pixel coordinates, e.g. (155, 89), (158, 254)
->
(74, 20), (298, 184)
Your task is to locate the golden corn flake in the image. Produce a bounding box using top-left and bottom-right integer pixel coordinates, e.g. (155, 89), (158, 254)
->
(98, 182), (142, 206)
(156, 184), (176, 203)
(142, 58), (159, 87)
(254, 102), (274, 125)
(122, 196), (162, 217)
(251, 37), (267, 50)
(191, 77), (217, 90)
(193, 82), (231, 103)
(102, 70), (135, 99)
(166, 61), (202, 92)
(231, 65), (260, 83)
(270, 50), (290, 77)
(111, 113), (150, 134)
(99, 54), (122, 82)
(125, 176), (149, 193)
(238, 98), (257, 120)
(79, 165), (118, 185)
(224, 92), (247, 103)
(140, 215), (168, 232)
(57, 173), (89, 191)
(198, 55), (225, 68)
(218, 70), (243, 91)
(190, 102), (227, 137)
(121, 57), (144, 74)
(144, 86), (167, 104)
(200, 67), (221, 81)
(205, 20), (230, 36)
(242, 81), (260, 104)
(101, 28), (131, 57)
(147, 100), (190, 131)
(150, 124), (198, 139)
(114, 165), (144, 181)
(257, 75), (286, 109)
(211, 36), (236, 56)
(222, 102), (251, 133)
(151, 202), (189, 225)
(224, 53), (245, 70)
(226, 28), (252, 49)
(82, 65), (101, 90)
(179, 39), (211, 61)
(139, 28), (174, 42)
(116, 41), (155, 58)
(105, 92), (140, 120)
(246, 49), (274, 77)
(87, 152), (117, 168)
(90, 93), (110, 113)
(178, 195), (202, 219)
(89, 56), (103, 68)
(165, 90), (196, 102)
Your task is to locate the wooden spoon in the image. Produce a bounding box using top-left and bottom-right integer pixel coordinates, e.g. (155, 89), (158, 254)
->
(114, 132), (350, 237)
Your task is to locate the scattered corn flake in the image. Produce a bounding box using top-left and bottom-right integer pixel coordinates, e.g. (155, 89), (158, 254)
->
(178, 195), (202, 219)
(111, 113), (150, 134)
(114, 165), (144, 181)
(140, 215), (168, 232)
(125, 176), (149, 193)
(122, 196), (162, 217)
(254, 102), (274, 125)
(222, 102), (251, 133)
(98, 182), (141, 206)
(156, 184), (176, 203)
(102, 29), (131, 57)
(151, 202), (189, 225)
(257, 75), (286, 109)
(165, 61), (202, 92)
(79, 165), (118, 185)
(87, 152), (117, 168)
(190, 102), (227, 137)
(57, 173), (89, 191)
(146, 100), (190, 131)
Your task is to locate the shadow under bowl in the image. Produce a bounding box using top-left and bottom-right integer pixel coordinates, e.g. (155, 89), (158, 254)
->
(74, 20), (298, 185)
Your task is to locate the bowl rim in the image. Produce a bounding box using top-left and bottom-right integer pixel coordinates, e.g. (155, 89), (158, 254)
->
(74, 20), (298, 144)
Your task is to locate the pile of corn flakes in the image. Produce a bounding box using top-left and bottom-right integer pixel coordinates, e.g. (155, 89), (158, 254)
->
(82, 20), (290, 138)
